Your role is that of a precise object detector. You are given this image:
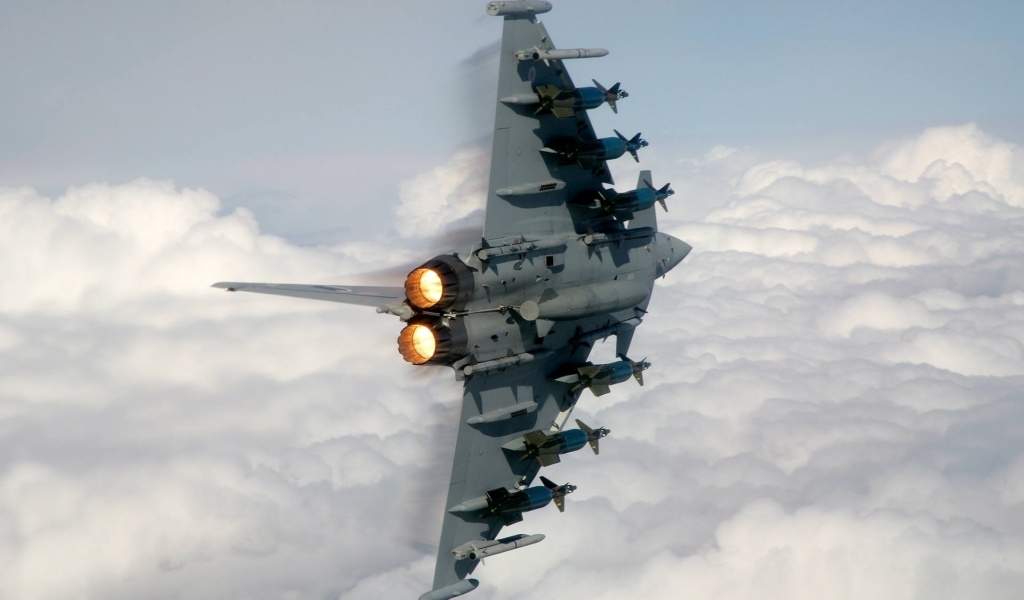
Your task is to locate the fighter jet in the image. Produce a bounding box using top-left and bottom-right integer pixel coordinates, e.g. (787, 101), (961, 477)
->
(213, 2), (690, 599)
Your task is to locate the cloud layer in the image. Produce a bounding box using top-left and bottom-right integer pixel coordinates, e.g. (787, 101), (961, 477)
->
(1, 124), (1021, 599)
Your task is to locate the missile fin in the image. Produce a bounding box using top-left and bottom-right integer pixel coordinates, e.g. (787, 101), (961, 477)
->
(485, 487), (511, 504)
(537, 452), (561, 467)
(536, 318), (556, 338)
(500, 512), (523, 526)
(523, 430), (548, 448)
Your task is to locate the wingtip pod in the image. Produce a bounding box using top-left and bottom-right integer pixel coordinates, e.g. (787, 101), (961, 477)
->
(486, 1), (552, 16)
(419, 579), (479, 600)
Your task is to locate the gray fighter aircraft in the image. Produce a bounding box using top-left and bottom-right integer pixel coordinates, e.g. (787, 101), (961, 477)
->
(213, 2), (690, 599)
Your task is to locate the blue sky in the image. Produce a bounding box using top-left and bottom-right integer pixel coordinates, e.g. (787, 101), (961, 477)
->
(2, 0), (1020, 241)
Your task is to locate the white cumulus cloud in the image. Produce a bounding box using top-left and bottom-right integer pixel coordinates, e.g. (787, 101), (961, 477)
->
(1, 124), (1021, 600)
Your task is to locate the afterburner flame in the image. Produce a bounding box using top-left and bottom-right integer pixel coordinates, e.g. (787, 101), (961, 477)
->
(406, 268), (444, 309)
(398, 324), (436, 364)
(412, 325), (435, 358)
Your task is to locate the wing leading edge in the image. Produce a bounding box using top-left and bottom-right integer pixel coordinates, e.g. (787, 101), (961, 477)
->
(211, 282), (405, 307)
(428, 354), (584, 593)
(483, 7), (612, 241)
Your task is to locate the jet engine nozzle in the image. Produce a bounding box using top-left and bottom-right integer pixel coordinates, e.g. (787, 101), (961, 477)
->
(404, 255), (474, 312)
(397, 318), (467, 366)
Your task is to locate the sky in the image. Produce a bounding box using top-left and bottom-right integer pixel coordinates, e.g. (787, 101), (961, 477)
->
(1, 1), (1023, 599)
(2, 0), (1021, 241)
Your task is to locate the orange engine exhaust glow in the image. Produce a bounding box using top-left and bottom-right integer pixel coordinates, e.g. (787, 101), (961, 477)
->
(398, 324), (436, 364)
(406, 268), (444, 309)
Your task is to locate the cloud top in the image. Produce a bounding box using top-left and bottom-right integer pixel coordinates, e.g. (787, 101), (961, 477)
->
(1, 124), (1021, 599)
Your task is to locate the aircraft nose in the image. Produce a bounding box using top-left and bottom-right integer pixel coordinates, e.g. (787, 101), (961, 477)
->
(654, 232), (691, 277)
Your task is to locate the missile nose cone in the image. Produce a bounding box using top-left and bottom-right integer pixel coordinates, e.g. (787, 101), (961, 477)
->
(655, 233), (691, 277)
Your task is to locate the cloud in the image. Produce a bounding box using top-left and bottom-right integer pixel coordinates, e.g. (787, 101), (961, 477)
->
(394, 148), (488, 240)
(1, 124), (1022, 599)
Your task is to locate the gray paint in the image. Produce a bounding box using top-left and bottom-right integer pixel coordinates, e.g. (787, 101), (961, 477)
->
(212, 2), (690, 597)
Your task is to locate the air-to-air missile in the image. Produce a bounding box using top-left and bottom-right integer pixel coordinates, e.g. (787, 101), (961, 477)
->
(553, 356), (650, 396)
(583, 174), (674, 221)
(513, 47), (608, 61)
(541, 129), (647, 169)
(451, 533), (546, 562)
(448, 476), (576, 526)
(502, 79), (628, 118)
(503, 419), (610, 466)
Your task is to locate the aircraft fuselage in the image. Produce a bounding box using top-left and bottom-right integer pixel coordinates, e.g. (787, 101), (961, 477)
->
(395, 230), (689, 375)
